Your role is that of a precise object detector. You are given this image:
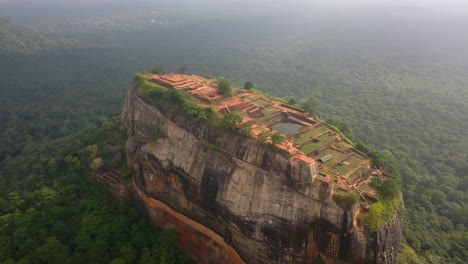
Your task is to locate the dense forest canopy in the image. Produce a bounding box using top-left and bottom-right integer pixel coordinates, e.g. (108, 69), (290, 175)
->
(1, 1), (467, 263)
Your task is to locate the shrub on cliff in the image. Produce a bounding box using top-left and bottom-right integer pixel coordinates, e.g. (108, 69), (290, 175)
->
(271, 132), (286, 145)
(378, 178), (400, 200)
(240, 124), (253, 138)
(200, 108), (218, 124)
(182, 101), (205, 117)
(333, 191), (360, 207)
(257, 130), (272, 144)
(220, 113), (242, 130)
(256, 130), (286, 146)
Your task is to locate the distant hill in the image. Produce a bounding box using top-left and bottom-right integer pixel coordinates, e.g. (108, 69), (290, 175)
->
(0, 18), (92, 54)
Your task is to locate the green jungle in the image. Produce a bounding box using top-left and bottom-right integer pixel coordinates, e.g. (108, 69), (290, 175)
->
(0, 1), (467, 263)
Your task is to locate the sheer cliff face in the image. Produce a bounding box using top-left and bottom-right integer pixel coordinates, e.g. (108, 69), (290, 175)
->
(122, 83), (403, 264)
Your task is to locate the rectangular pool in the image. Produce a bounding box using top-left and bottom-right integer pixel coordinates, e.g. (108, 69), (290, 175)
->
(271, 122), (304, 135)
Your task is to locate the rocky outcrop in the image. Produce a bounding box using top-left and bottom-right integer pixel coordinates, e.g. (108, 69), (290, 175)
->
(121, 82), (403, 264)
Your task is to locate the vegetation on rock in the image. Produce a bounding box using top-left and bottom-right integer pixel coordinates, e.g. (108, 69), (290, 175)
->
(271, 132), (286, 145)
(220, 113), (243, 131)
(360, 179), (402, 232)
(333, 191), (361, 208)
(240, 124), (254, 138)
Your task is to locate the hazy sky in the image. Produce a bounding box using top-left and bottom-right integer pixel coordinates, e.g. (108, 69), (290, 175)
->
(1, 0), (467, 10)
(1, 0), (467, 25)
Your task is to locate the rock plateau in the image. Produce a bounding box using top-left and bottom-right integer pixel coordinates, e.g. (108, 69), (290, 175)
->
(121, 74), (404, 264)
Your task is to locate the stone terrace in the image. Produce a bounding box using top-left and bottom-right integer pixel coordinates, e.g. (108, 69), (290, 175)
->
(147, 74), (385, 202)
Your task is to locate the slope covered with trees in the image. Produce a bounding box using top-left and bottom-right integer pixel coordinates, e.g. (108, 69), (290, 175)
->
(0, 116), (191, 264)
(0, 19), (191, 264)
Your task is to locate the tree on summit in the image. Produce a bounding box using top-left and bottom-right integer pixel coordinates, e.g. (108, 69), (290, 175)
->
(217, 77), (232, 95)
(179, 66), (188, 74)
(150, 66), (164, 74)
(244, 81), (254, 90)
(301, 98), (320, 119)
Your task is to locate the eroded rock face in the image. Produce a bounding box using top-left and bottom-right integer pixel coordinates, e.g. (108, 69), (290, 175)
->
(122, 83), (403, 264)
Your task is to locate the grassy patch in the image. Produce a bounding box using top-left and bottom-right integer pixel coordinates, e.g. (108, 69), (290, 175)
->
(333, 142), (350, 151)
(244, 95), (259, 101)
(348, 173), (360, 183)
(332, 164), (348, 175)
(310, 126), (328, 137)
(231, 86), (244, 95)
(330, 154), (366, 175)
(319, 167), (330, 176)
(230, 109), (244, 116)
(253, 98), (270, 106)
(137, 76), (168, 99)
(347, 155), (366, 168)
(136, 78), (223, 126)
(263, 108), (281, 117)
(264, 93), (288, 104)
(300, 133), (334, 154)
(319, 148), (350, 166)
(295, 131), (313, 145)
(250, 88), (262, 94)
(264, 104), (276, 110)
(300, 142), (319, 154)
